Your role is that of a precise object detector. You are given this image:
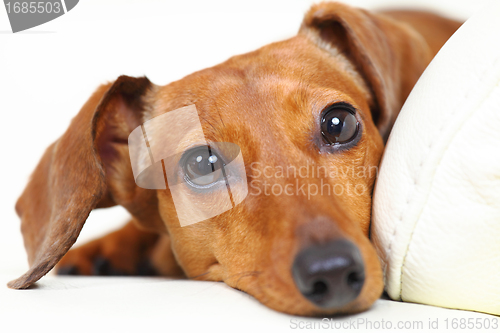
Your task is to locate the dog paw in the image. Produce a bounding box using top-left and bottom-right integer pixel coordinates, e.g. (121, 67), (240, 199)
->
(91, 257), (129, 276)
(57, 265), (80, 276)
(56, 239), (157, 276)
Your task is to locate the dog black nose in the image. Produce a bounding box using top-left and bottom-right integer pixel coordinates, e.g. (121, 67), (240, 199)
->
(292, 239), (365, 309)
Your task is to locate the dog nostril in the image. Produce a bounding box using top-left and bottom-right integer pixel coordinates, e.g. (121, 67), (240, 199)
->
(346, 271), (365, 292)
(292, 239), (365, 309)
(306, 280), (329, 300)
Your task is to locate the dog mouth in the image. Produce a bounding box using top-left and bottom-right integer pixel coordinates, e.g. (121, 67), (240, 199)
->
(217, 237), (369, 316)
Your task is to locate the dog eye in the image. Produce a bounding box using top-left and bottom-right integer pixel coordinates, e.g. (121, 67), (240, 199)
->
(182, 146), (225, 187)
(320, 104), (359, 145)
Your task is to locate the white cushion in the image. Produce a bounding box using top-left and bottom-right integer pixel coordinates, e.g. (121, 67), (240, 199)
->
(372, 1), (500, 316)
(0, 274), (496, 331)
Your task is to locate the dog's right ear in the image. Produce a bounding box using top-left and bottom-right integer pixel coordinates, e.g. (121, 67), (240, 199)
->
(9, 75), (165, 289)
(299, 2), (432, 141)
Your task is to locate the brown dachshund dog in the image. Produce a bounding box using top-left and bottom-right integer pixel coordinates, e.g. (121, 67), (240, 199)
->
(9, 2), (460, 316)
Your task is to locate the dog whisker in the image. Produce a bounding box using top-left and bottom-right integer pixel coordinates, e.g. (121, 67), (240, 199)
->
(231, 271), (262, 290)
(187, 271), (210, 280)
(217, 106), (226, 130)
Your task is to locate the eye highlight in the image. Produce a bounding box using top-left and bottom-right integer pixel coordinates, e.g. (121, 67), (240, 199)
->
(320, 103), (359, 146)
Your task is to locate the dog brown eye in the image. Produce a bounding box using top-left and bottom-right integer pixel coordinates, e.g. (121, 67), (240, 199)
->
(320, 105), (359, 145)
(183, 147), (225, 187)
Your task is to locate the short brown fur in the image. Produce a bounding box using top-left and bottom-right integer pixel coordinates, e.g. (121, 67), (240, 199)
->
(10, 2), (461, 316)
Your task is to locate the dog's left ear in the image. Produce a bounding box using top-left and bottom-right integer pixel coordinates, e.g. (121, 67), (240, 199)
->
(300, 2), (432, 141)
(8, 76), (164, 289)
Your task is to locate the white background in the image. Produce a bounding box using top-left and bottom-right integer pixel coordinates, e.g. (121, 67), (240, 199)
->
(0, 0), (495, 329)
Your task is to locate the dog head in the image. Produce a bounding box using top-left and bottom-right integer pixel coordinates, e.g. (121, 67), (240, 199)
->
(10, 2), (432, 316)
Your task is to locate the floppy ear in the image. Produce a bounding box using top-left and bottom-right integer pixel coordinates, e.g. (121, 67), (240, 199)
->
(299, 2), (432, 141)
(9, 75), (165, 289)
